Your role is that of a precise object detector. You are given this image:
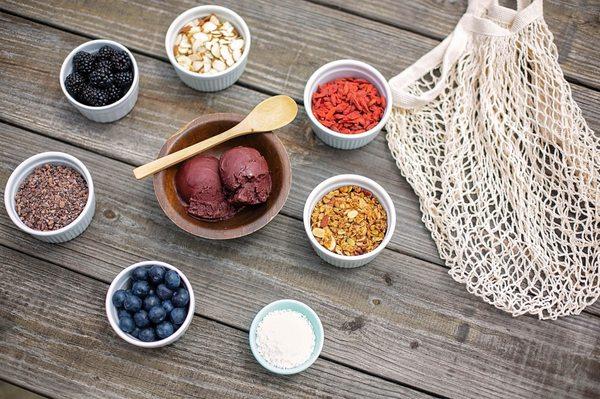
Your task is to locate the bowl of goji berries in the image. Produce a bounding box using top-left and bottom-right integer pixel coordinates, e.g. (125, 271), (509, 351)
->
(303, 60), (392, 150)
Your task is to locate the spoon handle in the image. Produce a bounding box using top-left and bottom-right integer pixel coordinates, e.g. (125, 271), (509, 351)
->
(133, 125), (245, 179)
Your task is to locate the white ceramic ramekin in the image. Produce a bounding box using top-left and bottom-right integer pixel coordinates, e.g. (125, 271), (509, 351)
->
(4, 152), (96, 243)
(60, 39), (139, 123)
(106, 261), (195, 348)
(165, 5), (251, 92)
(303, 174), (396, 268)
(303, 60), (392, 150)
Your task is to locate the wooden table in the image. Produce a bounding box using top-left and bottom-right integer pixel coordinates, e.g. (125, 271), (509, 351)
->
(0, 1), (598, 398)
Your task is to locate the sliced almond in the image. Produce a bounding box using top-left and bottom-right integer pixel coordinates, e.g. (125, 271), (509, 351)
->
(176, 55), (191, 69)
(347, 210), (359, 219)
(209, 14), (220, 25)
(202, 21), (217, 33)
(230, 39), (244, 51)
(325, 235), (336, 251)
(210, 43), (221, 58)
(212, 59), (226, 72)
(191, 61), (203, 72)
(312, 227), (325, 238)
(193, 32), (210, 43)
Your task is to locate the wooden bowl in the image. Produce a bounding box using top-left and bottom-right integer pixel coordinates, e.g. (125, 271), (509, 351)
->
(153, 113), (291, 239)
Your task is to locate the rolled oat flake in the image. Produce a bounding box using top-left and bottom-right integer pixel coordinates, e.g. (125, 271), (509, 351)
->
(255, 309), (315, 369)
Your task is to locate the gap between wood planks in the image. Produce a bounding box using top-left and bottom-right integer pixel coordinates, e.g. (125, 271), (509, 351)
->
(0, 241), (447, 399)
(0, 377), (52, 399)
(0, 8), (598, 320)
(303, 0), (600, 93)
(4, 114), (597, 322)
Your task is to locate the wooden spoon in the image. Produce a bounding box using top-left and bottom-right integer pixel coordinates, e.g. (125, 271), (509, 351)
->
(133, 95), (298, 179)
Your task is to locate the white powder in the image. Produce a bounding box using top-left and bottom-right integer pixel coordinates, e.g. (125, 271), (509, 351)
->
(255, 309), (316, 369)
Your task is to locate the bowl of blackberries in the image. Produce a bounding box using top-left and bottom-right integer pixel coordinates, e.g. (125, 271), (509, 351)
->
(106, 261), (194, 348)
(60, 39), (139, 123)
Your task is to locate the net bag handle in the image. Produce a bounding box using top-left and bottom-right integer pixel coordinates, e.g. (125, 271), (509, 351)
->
(389, 0), (544, 109)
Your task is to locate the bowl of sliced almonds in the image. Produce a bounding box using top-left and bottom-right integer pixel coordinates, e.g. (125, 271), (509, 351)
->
(165, 5), (251, 92)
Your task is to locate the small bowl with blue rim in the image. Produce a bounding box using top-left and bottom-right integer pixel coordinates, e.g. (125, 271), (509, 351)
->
(249, 299), (324, 375)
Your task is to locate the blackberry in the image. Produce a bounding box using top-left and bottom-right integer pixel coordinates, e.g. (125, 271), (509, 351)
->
(81, 85), (109, 107)
(98, 45), (117, 60)
(94, 58), (113, 71)
(72, 51), (96, 75)
(111, 50), (132, 72)
(105, 85), (122, 103)
(64, 72), (86, 98)
(89, 67), (114, 89)
(113, 71), (133, 90)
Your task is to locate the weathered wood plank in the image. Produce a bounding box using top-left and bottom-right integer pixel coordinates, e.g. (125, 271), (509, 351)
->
(0, 10), (442, 266)
(1, 0), (598, 96)
(1, 11), (599, 270)
(0, 245), (431, 399)
(311, 0), (600, 89)
(1, 123), (599, 398)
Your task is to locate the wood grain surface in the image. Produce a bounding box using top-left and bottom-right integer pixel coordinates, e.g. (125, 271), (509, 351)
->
(0, 0), (598, 95)
(1, 124), (599, 399)
(1, 11), (599, 269)
(311, 0), (600, 89)
(0, 246), (432, 399)
(0, 0), (598, 398)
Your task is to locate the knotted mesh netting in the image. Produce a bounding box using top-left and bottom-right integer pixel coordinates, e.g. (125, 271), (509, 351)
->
(386, 2), (599, 319)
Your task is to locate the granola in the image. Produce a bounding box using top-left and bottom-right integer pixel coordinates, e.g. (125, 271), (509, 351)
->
(310, 185), (387, 256)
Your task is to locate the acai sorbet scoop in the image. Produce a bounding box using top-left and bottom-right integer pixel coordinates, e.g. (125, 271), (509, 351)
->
(219, 146), (272, 205)
(175, 155), (238, 221)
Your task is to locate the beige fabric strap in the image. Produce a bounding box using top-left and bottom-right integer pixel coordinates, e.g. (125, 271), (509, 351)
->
(390, 0), (543, 109)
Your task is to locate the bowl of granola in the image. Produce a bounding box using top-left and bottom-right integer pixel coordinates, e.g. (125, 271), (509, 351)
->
(303, 174), (395, 268)
(165, 5), (250, 92)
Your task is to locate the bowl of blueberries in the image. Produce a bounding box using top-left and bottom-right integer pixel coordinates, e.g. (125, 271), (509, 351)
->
(106, 260), (194, 348)
(60, 39), (139, 123)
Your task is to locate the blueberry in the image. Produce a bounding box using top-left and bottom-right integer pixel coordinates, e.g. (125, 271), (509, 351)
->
(131, 280), (150, 298)
(119, 315), (135, 333)
(172, 287), (190, 308)
(123, 294), (142, 312)
(112, 289), (128, 308)
(133, 310), (150, 328)
(148, 265), (165, 285)
(148, 305), (166, 324)
(161, 300), (174, 314)
(143, 294), (160, 311)
(149, 289), (155, 296)
(130, 327), (141, 339)
(132, 266), (149, 281)
(138, 328), (156, 342)
(170, 307), (187, 325)
(156, 284), (173, 300)
(164, 270), (181, 290)
(117, 309), (130, 319)
(156, 321), (174, 339)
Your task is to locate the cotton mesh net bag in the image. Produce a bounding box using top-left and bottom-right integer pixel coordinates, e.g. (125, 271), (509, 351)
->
(386, 0), (599, 319)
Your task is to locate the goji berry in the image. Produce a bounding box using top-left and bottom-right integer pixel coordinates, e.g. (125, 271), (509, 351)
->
(311, 77), (385, 134)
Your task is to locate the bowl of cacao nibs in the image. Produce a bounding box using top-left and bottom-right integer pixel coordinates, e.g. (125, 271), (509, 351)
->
(106, 261), (195, 348)
(60, 39), (139, 123)
(4, 152), (96, 243)
(303, 174), (396, 268)
(165, 5), (251, 92)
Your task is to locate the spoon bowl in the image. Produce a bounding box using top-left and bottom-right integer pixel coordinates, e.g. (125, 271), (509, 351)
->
(134, 95), (297, 179)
